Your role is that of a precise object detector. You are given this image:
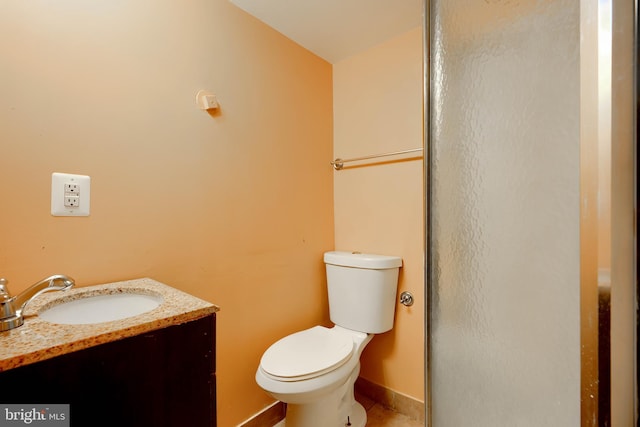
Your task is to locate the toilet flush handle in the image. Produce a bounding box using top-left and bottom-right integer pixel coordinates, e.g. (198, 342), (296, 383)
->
(399, 291), (414, 307)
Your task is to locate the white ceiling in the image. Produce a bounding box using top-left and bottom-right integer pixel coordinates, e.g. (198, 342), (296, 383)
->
(229, 0), (423, 64)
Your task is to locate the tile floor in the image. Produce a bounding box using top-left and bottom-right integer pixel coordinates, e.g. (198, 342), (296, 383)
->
(356, 392), (423, 427)
(272, 393), (423, 427)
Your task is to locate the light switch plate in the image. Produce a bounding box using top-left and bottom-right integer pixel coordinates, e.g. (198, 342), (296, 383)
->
(51, 172), (90, 216)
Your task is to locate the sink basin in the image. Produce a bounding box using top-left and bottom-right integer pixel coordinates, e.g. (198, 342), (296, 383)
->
(38, 292), (163, 325)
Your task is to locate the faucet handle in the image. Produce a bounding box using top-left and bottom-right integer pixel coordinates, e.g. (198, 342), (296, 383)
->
(14, 275), (75, 314)
(1, 275), (75, 332)
(0, 278), (10, 300)
(0, 278), (18, 329)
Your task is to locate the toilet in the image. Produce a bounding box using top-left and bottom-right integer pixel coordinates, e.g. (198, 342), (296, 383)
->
(255, 251), (402, 427)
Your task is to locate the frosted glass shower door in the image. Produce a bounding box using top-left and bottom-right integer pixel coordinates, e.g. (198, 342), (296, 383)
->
(429, 1), (581, 425)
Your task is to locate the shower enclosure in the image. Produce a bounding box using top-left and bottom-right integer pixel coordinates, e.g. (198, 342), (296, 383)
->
(424, 0), (636, 425)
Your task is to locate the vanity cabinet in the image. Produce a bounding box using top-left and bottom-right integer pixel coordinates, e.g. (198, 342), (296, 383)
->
(0, 314), (216, 427)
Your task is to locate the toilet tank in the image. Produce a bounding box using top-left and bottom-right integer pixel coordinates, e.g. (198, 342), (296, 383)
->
(324, 251), (402, 334)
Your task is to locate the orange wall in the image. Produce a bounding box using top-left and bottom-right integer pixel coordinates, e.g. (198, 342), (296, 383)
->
(333, 27), (424, 402)
(0, 1), (333, 425)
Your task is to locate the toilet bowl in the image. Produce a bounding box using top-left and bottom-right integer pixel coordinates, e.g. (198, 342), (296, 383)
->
(256, 325), (372, 426)
(255, 251), (402, 427)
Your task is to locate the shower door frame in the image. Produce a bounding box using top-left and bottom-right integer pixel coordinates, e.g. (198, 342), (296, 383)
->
(422, 0), (638, 425)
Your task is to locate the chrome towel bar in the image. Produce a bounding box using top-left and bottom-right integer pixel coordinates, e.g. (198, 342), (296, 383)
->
(330, 147), (423, 170)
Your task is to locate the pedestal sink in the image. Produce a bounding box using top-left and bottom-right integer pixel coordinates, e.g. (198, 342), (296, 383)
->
(38, 292), (163, 325)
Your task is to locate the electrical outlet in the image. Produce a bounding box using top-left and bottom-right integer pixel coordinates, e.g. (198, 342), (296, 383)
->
(51, 173), (90, 216)
(64, 196), (80, 207)
(64, 183), (80, 194)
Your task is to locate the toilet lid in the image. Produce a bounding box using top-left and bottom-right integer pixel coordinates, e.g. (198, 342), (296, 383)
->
(260, 326), (354, 381)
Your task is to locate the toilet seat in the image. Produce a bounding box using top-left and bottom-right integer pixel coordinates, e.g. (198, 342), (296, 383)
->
(260, 326), (354, 382)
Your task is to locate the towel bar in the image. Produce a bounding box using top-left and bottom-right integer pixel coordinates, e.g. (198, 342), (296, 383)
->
(330, 147), (423, 170)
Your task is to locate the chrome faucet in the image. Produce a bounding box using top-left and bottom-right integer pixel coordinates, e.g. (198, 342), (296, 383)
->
(0, 275), (75, 331)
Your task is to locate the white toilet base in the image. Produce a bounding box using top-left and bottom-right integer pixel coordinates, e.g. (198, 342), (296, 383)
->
(345, 401), (367, 427)
(278, 365), (365, 427)
(281, 400), (366, 427)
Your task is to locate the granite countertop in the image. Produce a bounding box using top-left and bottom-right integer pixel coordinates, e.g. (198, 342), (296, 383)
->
(0, 278), (219, 372)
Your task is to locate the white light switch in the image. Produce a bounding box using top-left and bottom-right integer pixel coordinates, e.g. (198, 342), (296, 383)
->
(51, 173), (90, 216)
